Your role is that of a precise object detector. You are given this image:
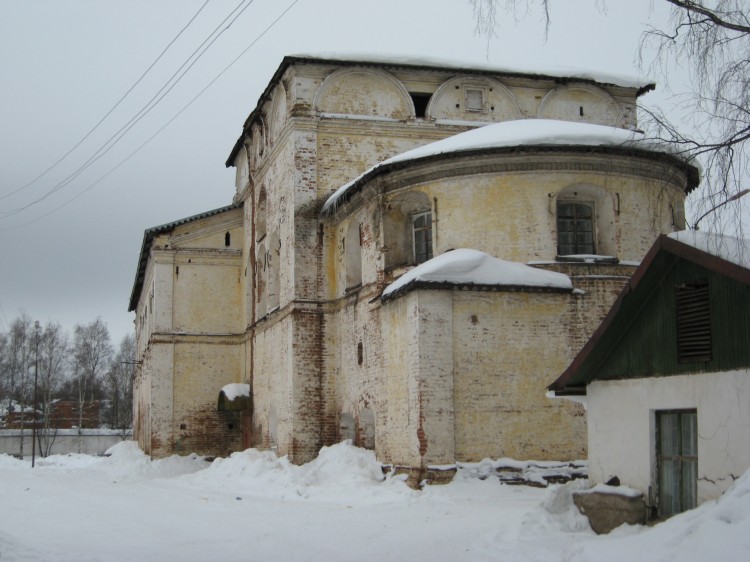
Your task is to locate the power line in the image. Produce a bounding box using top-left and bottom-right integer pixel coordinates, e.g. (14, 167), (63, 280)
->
(0, 0), (300, 232)
(0, 0), (211, 202)
(1, 0), (253, 219)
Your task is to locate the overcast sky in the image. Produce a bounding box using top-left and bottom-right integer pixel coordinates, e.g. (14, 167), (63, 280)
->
(0, 0), (710, 344)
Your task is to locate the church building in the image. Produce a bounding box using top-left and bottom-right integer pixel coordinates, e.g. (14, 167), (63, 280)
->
(129, 55), (698, 479)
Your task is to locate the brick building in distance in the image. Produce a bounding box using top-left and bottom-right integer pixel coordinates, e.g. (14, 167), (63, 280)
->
(129, 55), (698, 478)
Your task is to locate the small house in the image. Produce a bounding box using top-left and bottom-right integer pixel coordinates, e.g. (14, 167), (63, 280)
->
(549, 231), (750, 517)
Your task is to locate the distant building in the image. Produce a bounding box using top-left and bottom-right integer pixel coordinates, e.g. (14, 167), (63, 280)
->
(130, 55), (698, 479)
(550, 232), (750, 518)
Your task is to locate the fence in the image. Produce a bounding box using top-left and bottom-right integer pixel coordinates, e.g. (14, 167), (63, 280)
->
(0, 429), (131, 457)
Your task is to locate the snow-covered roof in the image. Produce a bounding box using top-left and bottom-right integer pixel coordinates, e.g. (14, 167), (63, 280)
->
(292, 52), (654, 91)
(382, 249), (572, 301)
(668, 230), (750, 270)
(322, 119), (699, 216)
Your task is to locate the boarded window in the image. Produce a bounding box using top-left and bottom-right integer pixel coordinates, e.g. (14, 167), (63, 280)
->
(465, 88), (484, 111)
(657, 409), (698, 517)
(557, 202), (594, 255)
(676, 281), (711, 363)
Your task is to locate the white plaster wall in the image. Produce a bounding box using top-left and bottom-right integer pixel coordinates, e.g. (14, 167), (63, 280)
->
(587, 370), (750, 505)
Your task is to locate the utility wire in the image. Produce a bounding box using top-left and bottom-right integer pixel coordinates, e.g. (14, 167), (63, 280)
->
(1, 0), (253, 219)
(0, 0), (211, 202)
(0, 0), (300, 231)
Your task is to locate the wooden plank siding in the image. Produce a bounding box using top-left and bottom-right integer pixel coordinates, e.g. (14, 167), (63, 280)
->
(574, 256), (750, 382)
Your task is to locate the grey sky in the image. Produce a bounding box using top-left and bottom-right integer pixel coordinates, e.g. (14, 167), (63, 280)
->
(0, 0), (700, 344)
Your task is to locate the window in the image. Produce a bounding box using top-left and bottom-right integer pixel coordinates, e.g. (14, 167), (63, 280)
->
(465, 88), (485, 112)
(410, 92), (432, 118)
(412, 211), (433, 264)
(676, 281), (711, 363)
(557, 202), (594, 255)
(657, 410), (698, 517)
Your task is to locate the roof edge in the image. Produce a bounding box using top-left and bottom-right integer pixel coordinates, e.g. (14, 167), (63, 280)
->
(128, 203), (242, 312)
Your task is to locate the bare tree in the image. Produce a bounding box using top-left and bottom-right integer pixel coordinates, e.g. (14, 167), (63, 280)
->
(72, 319), (112, 442)
(471, 0), (750, 231)
(36, 322), (69, 457)
(104, 333), (135, 437)
(4, 315), (34, 457)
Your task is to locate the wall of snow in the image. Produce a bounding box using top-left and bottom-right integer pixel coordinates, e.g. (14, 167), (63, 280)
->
(586, 369), (750, 506)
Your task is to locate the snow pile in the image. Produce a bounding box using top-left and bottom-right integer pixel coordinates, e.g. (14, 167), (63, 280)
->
(322, 119), (693, 214)
(568, 470), (750, 561)
(382, 249), (573, 299)
(190, 441), (411, 503)
(0, 453), (26, 469)
(669, 230), (750, 269)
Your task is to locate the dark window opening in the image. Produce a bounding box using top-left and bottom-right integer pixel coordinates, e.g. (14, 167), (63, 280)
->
(225, 232), (231, 247)
(410, 93), (432, 118)
(357, 341), (363, 366)
(676, 281), (711, 363)
(412, 211), (433, 264)
(657, 409), (698, 517)
(557, 202), (594, 255)
(579, 106), (584, 117)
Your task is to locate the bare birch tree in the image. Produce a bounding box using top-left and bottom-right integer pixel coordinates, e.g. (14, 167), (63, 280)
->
(470, 0), (750, 232)
(105, 333), (135, 436)
(37, 322), (69, 456)
(72, 319), (112, 441)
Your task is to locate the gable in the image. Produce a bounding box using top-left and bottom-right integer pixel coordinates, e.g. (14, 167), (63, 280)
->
(550, 235), (750, 393)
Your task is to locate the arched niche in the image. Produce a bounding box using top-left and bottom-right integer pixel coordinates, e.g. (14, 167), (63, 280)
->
(249, 118), (267, 170)
(256, 188), (267, 242)
(267, 230), (280, 310)
(268, 83), (288, 145)
(538, 85), (624, 127)
(345, 220), (362, 289)
(554, 184), (618, 257)
(255, 240), (267, 319)
(339, 412), (356, 442)
(357, 408), (375, 450)
(234, 147), (249, 193)
(314, 68), (412, 119)
(383, 191), (432, 269)
(428, 76), (522, 122)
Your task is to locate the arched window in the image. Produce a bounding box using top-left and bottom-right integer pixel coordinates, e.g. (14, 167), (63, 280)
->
(555, 184), (616, 258)
(557, 202), (594, 255)
(412, 211), (433, 264)
(383, 191), (432, 269)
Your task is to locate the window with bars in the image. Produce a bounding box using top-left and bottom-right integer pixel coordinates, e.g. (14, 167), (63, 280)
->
(657, 409), (698, 517)
(557, 202), (595, 256)
(676, 281), (711, 363)
(412, 211), (433, 264)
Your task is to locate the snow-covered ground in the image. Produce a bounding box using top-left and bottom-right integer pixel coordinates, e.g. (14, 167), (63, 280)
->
(1, 442), (748, 561)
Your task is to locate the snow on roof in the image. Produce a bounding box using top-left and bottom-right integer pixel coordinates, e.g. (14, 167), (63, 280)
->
(669, 230), (750, 269)
(220, 383), (250, 402)
(382, 249), (572, 300)
(321, 119), (695, 216)
(292, 52), (653, 90)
